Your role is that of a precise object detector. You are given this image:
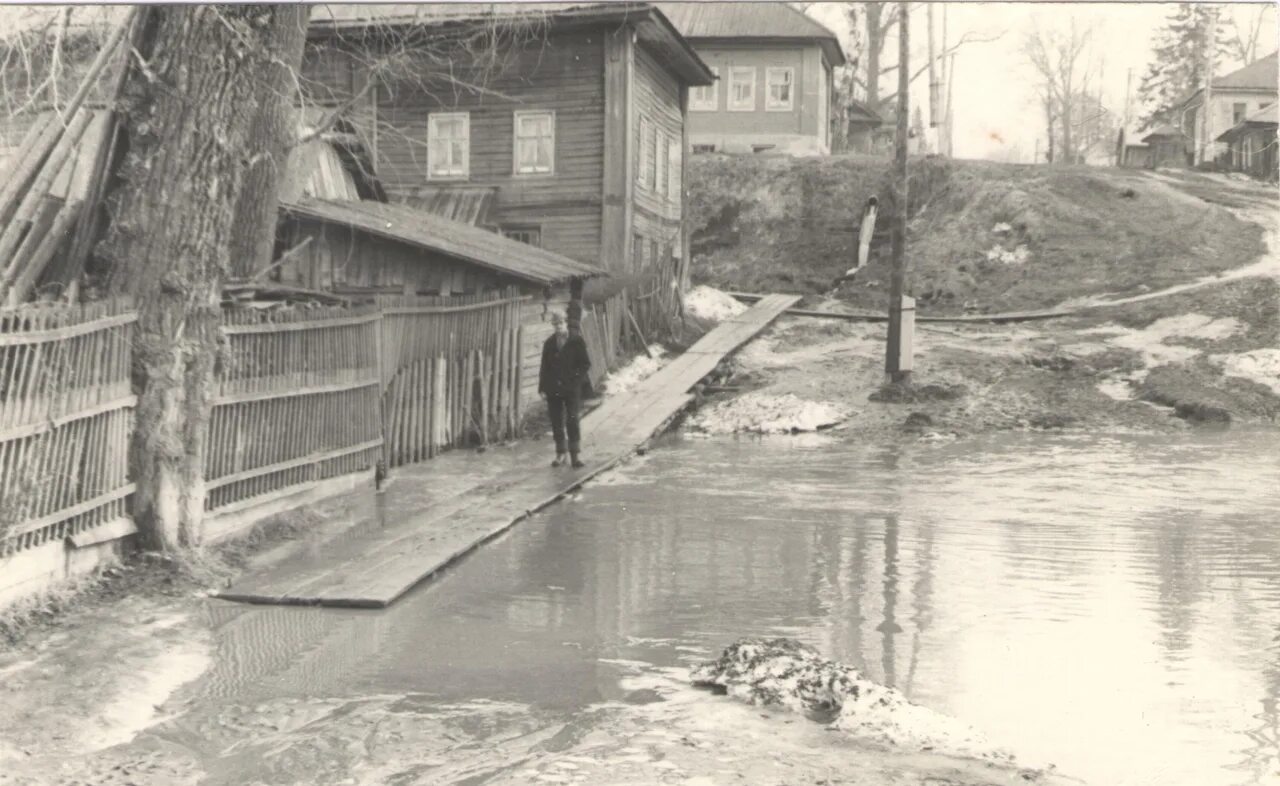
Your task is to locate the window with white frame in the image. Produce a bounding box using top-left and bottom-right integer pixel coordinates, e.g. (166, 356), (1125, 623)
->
(690, 67), (719, 111)
(427, 112), (469, 179)
(655, 128), (668, 198)
(667, 137), (681, 202)
(728, 66), (756, 111)
(766, 68), (794, 111)
(514, 110), (555, 175)
(638, 116), (656, 190)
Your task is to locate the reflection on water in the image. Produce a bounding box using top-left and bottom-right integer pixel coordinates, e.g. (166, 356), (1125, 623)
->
(191, 429), (1280, 786)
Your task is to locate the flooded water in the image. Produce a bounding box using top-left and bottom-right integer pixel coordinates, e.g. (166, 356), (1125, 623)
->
(179, 429), (1279, 786)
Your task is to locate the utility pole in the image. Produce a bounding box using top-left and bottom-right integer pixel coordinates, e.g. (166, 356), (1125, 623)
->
(940, 4), (949, 155)
(885, 0), (913, 384)
(1121, 67), (1133, 166)
(928, 3), (938, 129)
(1202, 6), (1218, 165)
(1122, 67), (1132, 130)
(946, 52), (956, 158)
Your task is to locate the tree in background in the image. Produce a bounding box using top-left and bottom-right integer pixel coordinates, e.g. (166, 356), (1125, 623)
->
(828, 3), (863, 152)
(227, 6), (311, 279)
(1226, 5), (1274, 67)
(1023, 19), (1094, 164)
(1135, 3), (1232, 131)
(828, 2), (999, 152)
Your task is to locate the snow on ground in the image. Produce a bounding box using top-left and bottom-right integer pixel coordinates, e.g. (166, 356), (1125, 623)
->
(685, 285), (747, 322)
(691, 638), (1009, 761)
(1216, 348), (1280, 395)
(1093, 313), (1245, 366)
(689, 391), (847, 435)
(602, 345), (668, 395)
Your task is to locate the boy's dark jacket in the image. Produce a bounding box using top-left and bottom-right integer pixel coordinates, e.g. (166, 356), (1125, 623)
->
(539, 332), (591, 398)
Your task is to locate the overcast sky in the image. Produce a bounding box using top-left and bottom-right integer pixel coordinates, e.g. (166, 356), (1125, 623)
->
(3, 2), (1275, 163)
(806, 1), (1278, 162)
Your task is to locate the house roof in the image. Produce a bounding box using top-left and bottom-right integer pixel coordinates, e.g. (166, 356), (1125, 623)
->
(1141, 124), (1183, 142)
(1180, 51), (1279, 107)
(1216, 102), (1279, 142)
(846, 99), (882, 125)
(308, 3), (715, 85)
(657, 2), (846, 67)
(282, 198), (604, 286)
(1214, 51), (1279, 90)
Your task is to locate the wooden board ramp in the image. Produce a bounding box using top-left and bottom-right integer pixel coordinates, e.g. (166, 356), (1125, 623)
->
(214, 294), (800, 608)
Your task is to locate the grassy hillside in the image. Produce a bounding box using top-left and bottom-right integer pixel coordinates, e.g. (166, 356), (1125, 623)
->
(687, 154), (1267, 315)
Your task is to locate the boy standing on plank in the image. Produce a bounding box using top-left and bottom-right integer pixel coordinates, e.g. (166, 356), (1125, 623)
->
(539, 310), (590, 468)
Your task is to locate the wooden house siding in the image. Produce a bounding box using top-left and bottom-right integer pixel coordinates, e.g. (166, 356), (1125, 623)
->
(631, 42), (685, 275)
(305, 30), (607, 266)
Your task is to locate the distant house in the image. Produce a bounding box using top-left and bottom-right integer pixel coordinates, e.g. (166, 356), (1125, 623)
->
(1216, 104), (1278, 181)
(659, 2), (846, 156)
(1179, 51), (1278, 166)
(844, 99), (883, 154)
(1120, 140), (1152, 169)
(303, 3), (714, 284)
(1141, 125), (1188, 169)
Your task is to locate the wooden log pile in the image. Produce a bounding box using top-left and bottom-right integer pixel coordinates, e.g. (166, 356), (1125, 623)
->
(0, 11), (135, 306)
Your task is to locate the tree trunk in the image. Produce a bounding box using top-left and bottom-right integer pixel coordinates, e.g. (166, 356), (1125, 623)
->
(228, 5), (311, 279)
(97, 6), (306, 550)
(1061, 97), (1073, 165)
(865, 2), (882, 109)
(1044, 97), (1055, 163)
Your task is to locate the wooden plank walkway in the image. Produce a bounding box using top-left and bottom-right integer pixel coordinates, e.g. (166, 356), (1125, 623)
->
(214, 294), (800, 608)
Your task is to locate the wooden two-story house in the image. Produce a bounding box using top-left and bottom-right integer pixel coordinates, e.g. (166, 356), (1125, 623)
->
(658, 2), (846, 156)
(303, 3), (714, 290)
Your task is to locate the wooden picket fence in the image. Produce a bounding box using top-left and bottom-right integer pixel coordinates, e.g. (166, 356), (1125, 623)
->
(206, 305), (384, 513)
(577, 290), (628, 391)
(0, 288), (618, 558)
(0, 299), (135, 556)
(377, 291), (526, 467)
(628, 263), (681, 345)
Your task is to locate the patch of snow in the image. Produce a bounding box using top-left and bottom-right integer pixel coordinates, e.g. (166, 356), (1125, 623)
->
(685, 286), (748, 322)
(1103, 313), (1244, 367)
(1214, 348), (1280, 395)
(691, 639), (1006, 760)
(603, 346), (668, 395)
(689, 392), (847, 435)
(985, 244), (1031, 265)
(86, 638), (210, 752)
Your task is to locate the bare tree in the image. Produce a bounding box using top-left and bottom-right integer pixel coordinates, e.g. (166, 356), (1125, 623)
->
(1023, 19), (1094, 164)
(1227, 5), (1273, 65)
(852, 3), (1002, 115)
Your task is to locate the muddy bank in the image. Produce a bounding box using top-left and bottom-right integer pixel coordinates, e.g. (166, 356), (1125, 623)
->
(688, 155), (1269, 315)
(685, 279), (1278, 442)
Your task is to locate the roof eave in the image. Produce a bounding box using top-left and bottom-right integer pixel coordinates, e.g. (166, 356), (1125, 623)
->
(637, 6), (717, 85)
(282, 201), (604, 286)
(682, 34), (846, 67)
